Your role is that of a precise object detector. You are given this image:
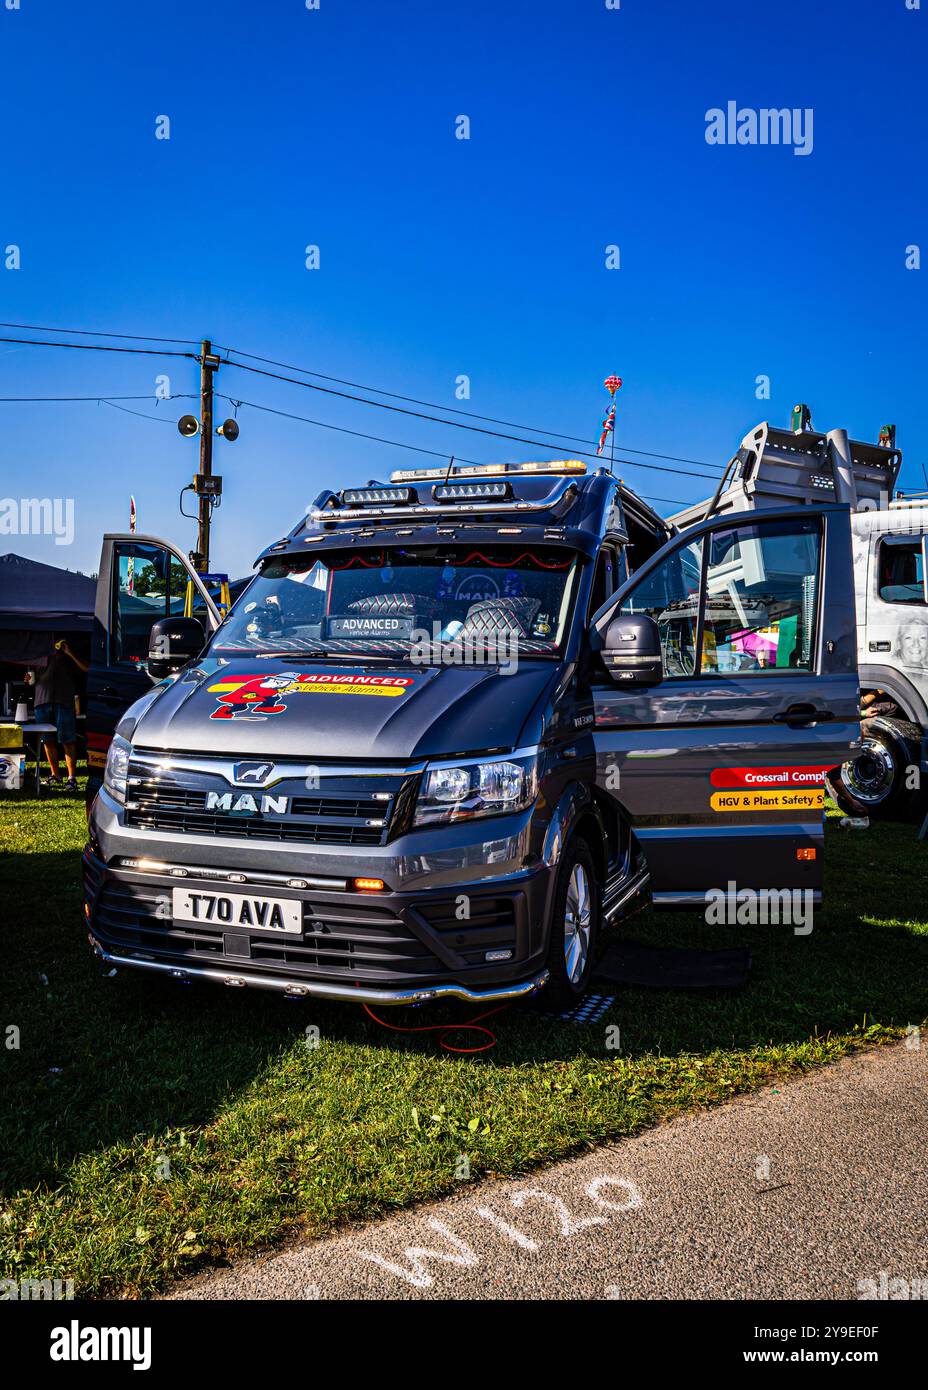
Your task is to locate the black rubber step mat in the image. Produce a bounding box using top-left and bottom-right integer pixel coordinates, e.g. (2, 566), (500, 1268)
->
(525, 991), (616, 1024)
(595, 940), (751, 991)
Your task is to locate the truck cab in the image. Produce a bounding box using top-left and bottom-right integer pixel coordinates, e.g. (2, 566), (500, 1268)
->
(672, 419), (928, 816)
(84, 457), (860, 1007)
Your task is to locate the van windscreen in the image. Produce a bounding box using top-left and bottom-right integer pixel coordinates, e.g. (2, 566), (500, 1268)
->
(211, 545), (579, 660)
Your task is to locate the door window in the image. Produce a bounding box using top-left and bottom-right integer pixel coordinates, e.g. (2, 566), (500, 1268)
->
(877, 536), (925, 605)
(618, 537), (703, 677)
(701, 518), (821, 674)
(112, 544), (188, 667)
(613, 516), (823, 679)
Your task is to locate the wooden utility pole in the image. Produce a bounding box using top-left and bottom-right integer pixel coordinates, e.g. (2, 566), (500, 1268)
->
(195, 338), (220, 571)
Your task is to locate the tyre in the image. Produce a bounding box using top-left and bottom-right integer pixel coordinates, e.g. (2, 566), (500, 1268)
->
(544, 837), (600, 1009)
(831, 719), (919, 818)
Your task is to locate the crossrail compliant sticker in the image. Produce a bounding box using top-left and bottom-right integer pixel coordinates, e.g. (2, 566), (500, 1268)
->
(710, 765), (835, 789)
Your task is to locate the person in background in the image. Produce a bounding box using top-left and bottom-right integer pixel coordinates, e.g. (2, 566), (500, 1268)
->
(33, 636), (89, 791)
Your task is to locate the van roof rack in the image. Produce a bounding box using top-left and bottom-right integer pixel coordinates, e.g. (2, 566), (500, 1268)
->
(389, 460), (587, 481)
(306, 469), (590, 524)
(670, 421), (903, 528)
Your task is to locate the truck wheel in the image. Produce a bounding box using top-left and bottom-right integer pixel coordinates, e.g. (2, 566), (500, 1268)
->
(544, 838), (600, 1009)
(832, 719), (918, 818)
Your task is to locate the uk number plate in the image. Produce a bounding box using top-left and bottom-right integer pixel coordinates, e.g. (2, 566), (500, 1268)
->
(171, 888), (302, 934)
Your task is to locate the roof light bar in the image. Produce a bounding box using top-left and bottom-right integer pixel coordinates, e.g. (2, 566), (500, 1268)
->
(390, 460), (586, 482)
(340, 485), (415, 506)
(433, 480), (510, 501)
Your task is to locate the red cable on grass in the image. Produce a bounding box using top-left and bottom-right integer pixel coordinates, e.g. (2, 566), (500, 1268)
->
(362, 1002), (510, 1053)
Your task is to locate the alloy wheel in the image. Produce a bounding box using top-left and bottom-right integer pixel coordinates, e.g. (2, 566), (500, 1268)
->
(564, 862), (592, 984)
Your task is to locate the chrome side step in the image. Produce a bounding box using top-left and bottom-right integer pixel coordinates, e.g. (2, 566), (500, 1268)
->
(602, 864), (651, 922)
(89, 935), (549, 1006)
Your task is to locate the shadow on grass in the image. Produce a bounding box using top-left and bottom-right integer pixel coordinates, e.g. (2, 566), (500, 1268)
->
(1, 815), (926, 1197)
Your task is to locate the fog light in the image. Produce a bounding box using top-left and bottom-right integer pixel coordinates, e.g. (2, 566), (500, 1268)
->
(353, 877), (385, 892)
(485, 949), (513, 962)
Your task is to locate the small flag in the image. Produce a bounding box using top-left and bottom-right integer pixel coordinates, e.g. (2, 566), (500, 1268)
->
(597, 404), (615, 455)
(127, 496), (137, 595)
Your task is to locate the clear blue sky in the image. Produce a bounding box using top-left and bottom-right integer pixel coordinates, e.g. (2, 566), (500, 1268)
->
(2, 0), (926, 578)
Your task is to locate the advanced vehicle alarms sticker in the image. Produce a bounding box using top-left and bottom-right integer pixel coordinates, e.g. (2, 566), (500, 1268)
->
(207, 672), (416, 719)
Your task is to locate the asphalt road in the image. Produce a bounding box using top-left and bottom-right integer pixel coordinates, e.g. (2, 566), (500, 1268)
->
(170, 1040), (927, 1300)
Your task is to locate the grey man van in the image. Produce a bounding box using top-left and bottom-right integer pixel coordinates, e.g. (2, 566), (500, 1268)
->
(84, 458), (860, 1008)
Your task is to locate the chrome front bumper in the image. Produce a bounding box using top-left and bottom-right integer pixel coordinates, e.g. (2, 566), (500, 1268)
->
(88, 934), (550, 1006)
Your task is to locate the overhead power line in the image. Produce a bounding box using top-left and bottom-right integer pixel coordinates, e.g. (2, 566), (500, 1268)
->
(0, 320), (201, 346)
(0, 334), (196, 360)
(0, 320), (718, 470)
(100, 399), (194, 423)
(0, 382), (695, 505)
(213, 392), (690, 508)
(219, 358), (719, 482)
(0, 391), (196, 423)
(0, 393), (195, 403)
(215, 340), (717, 470)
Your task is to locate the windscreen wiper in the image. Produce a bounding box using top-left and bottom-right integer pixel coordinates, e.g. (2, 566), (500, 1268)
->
(250, 648), (406, 662)
(247, 647), (332, 659)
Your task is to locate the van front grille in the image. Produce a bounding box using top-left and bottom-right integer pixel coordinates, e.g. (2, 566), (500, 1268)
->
(123, 758), (420, 846)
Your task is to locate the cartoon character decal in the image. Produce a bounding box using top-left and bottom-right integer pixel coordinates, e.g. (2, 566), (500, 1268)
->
(208, 672), (301, 720)
(206, 671), (417, 719)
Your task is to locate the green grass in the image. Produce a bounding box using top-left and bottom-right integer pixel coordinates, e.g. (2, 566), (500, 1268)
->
(1, 783), (926, 1298)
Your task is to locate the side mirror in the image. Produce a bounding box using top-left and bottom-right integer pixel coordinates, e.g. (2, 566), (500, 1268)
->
(602, 613), (663, 686)
(148, 616), (204, 680)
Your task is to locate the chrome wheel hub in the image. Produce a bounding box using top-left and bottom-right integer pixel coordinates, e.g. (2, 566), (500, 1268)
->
(841, 737), (895, 806)
(564, 863), (592, 984)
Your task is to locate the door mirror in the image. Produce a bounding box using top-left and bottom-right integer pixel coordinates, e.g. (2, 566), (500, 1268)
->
(603, 614), (663, 685)
(148, 616), (204, 679)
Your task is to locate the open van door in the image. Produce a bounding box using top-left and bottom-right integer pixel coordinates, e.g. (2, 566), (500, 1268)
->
(86, 534), (220, 787)
(590, 504), (860, 910)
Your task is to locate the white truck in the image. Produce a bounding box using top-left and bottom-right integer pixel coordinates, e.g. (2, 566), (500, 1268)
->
(672, 417), (928, 816)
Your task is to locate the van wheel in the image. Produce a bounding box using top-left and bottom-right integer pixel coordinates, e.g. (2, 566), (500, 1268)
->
(544, 838), (600, 1009)
(831, 720), (918, 818)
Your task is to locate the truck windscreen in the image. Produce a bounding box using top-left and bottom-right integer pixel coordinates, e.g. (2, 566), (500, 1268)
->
(211, 545), (579, 659)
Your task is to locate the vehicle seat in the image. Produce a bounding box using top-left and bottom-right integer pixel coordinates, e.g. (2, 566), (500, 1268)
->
(460, 596), (541, 638)
(347, 593), (436, 616)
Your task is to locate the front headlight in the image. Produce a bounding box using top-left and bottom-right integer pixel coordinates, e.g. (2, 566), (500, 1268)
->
(413, 752), (539, 827)
(103, 734), (132, 805)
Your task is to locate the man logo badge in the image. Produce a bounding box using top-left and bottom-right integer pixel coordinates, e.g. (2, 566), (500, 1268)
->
(206, 791), (290, 815)
(233, 761), (276, 786)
